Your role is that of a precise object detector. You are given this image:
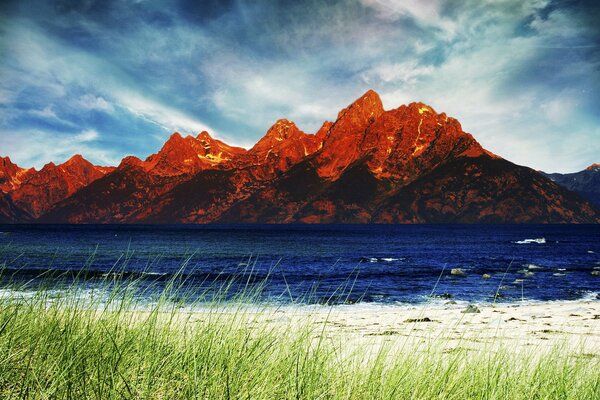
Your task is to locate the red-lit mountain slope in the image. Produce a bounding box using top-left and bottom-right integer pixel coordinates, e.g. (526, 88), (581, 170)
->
(4, 90), (596, 224)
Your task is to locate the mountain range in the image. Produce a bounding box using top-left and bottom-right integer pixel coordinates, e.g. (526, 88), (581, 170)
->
(541, 164), (600, 208)
(1, 90), (598, 223)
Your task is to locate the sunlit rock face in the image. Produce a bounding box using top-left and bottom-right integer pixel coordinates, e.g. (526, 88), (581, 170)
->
(3, 90), (597, 223)
(8, 155), (114, 218)
(0, 156), (35, 193)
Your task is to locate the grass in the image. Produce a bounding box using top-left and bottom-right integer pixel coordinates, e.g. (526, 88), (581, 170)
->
(0, 272), (598, 399)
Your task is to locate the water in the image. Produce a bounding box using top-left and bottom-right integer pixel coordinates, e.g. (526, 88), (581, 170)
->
(0, 224), (598, 305)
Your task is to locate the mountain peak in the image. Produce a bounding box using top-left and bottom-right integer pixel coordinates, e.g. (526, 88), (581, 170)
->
(0, 156), (23, 173)
(407, 102), (435, 115)
(143, 130), (245, 176)
(0, 156), (34, 193)
(250, 119), (304, 154)
(586, 163), (600, 171)
(268, 119), (301, 138)
(197, 131), (213, 141)
(64, 154), (90, 166)
(243, 119), (324, 176)
(315, 90), (385, 178)
(119, 156), (144, 169)
(153, 132), (196, 156)
(9, 92), (600, 224)
(338, 89), (384, 120)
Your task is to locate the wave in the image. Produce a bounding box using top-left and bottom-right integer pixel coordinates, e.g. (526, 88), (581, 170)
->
(526, 264), (542, 269)
(514, 238), (546, 244)
(361, 257), (379, 263)
(360, 257), (401, 263)
(581, 291), (599, 301)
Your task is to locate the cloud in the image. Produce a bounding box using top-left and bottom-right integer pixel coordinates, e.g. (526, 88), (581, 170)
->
(360, 0), (457, 37)
(360, 1), (600, 172)
(1, 128), (119, 169)
(0, 0), (598, 172)
(29, 106), (60, 120)
(76, 95), (114, 113)
(361, 61), (435, 85)
(74, 129), (99, 142)
(113, 90), (214, 137)
(0, 17), (222, 158)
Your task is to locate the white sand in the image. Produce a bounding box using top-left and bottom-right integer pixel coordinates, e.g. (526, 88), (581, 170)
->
(184, 299), (600, 356)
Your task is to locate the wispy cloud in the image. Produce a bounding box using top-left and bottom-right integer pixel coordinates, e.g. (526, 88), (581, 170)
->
(1, 128), (119, 169)
(113, 90), (214, 137)
(360, 0), (457, 37)
(76, 95), (114, 113)
(0, 0), (598, 172)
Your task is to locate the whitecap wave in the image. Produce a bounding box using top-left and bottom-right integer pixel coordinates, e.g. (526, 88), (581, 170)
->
(581, 291), (599, 301)
(360, 257), (401, 263)
(514, 238), (546, 244)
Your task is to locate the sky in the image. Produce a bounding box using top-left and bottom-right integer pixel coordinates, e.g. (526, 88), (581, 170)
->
(0, 0), (599, 173)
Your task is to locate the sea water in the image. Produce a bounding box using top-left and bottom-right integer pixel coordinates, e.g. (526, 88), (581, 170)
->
(0, 224), (598, 305)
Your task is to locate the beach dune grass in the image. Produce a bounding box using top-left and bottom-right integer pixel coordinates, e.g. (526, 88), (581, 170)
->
(0, 274), (598, 399)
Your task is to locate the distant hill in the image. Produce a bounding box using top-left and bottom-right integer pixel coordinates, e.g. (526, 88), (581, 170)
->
(541, 164), (600, 207)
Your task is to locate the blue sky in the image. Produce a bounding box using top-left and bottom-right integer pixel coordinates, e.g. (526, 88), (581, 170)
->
(1, 0), (598, 172)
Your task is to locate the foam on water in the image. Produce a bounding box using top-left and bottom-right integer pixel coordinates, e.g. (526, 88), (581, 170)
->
(514, 238), (546, 244)
(360, 257), (401, 263)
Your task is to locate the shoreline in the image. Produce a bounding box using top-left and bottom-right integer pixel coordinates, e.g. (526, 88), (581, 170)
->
(2, 286), (599, 355)
(126, 299), (600, 359)
(170, 297), (600, 356)
(2, 292), (598, 398)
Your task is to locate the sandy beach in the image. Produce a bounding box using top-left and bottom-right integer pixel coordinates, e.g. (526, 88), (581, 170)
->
(183, 298), (600, 357)
(3, 292), (599, 398)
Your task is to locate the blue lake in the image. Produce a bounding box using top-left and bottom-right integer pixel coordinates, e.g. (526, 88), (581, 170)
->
(1, 224), (599, 305)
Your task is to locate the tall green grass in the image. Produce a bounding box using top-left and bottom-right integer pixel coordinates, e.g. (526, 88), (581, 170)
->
(0, 272), (598, 399)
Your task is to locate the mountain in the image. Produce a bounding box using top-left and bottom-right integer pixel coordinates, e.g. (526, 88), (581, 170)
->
(0, 157), (35, 193)
(144, 131), (246, 176)
(212, 95), (595, 223)
(5, 90), (599, 224)
(34, 131), (246, 223)
(6, 155), (114, 219)
(541, 164), (600, 207)
(245, 119), (324, 178)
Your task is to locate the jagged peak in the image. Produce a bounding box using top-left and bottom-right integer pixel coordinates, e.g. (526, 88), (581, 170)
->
(0, 156), (28, 177)
(315, 121), (333, 142)
(406, 102), (436, 115)
(586, 163), (600, 171)
(0, 156), (35, 193)
(154, 132), (193, 154)
(0, 156), (22, 170)
(119, 155), (144, 168)
(358, 89), (383, 105)
(63, 154), (90, 166)
(337, 89), (384, 120)
(267, 119), (301, 137)
(250, 119), (306, 154)
(197, 131), (214, 142)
